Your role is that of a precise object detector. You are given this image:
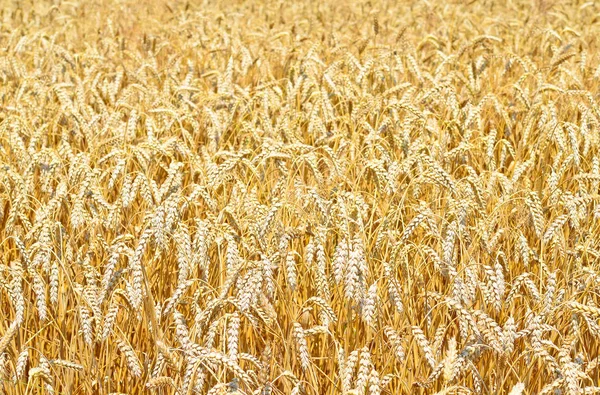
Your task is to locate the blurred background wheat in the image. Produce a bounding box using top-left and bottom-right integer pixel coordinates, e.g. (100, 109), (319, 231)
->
(1, 0), (600, 394)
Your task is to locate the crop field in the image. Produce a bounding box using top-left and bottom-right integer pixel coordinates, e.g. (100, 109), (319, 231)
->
(1, 0), (600, 393)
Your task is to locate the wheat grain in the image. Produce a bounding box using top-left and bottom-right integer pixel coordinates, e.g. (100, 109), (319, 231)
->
(0, 1), (599, 394)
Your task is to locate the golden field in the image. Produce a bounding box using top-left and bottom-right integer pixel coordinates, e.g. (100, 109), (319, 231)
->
(1, 0), (600, 393)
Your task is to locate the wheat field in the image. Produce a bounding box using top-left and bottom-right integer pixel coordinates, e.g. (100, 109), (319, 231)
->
(1, 0), (600, 394)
